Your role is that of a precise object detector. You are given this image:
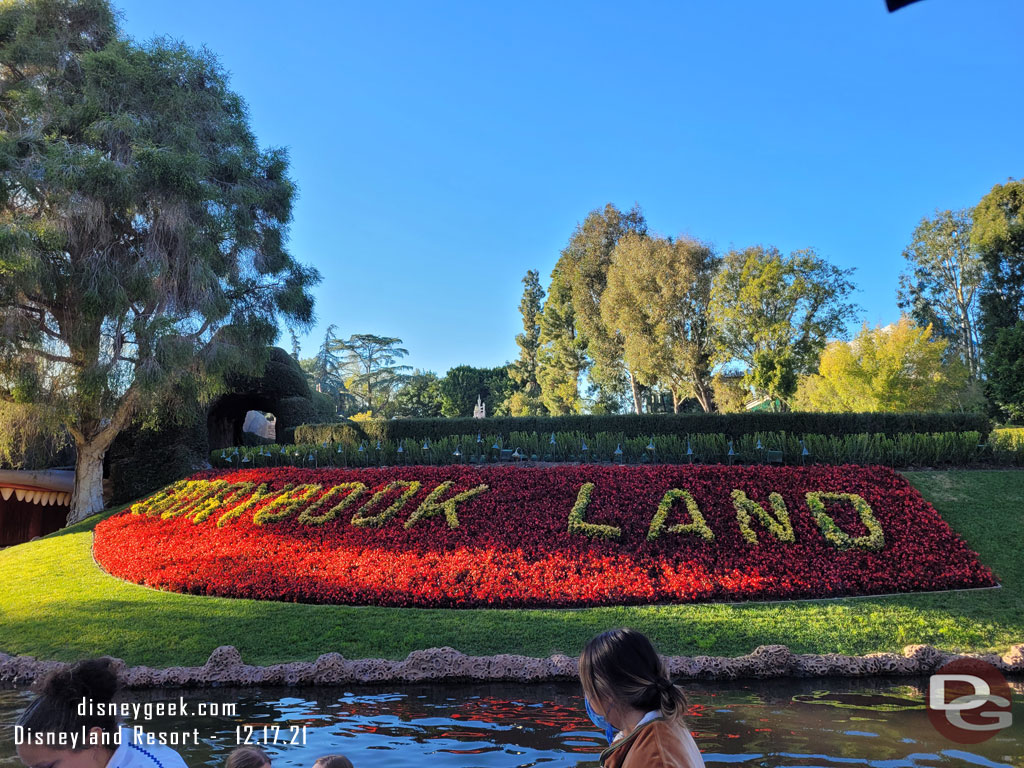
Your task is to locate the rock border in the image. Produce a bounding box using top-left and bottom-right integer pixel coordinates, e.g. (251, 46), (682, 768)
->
(2, 643), (1022, 689)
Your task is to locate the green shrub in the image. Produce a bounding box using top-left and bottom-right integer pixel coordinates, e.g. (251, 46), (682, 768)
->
(295, 412), (990, 445)
(110, 415), (208, 504)
(992, 427), (1024, 466)
(214, 430), (987, 470)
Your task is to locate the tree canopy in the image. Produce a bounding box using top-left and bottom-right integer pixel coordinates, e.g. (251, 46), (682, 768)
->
(536, 263), (586, 415)
(330, 333), (411, 416)
(547, 203), (648, 412)
(0, 0), (319, 521)
(898, 209), (982, 378)
(392, 369), (444, 418)
(602, 233), (718, 412)
(438, 364), (512, 418)
(794, 316), (968, 413)
(506, 268), (546, 415)
(710, 245), (859, 405)
(972, 179), (1024, 421)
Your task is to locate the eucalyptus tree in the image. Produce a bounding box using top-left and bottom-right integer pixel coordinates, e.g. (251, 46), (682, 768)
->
(554, 203), (647, 411)
(897, 209), (982, 378)
(710, 246), (858, 405)
(602, 233), (719, 412)
(0, 0), (319, 523)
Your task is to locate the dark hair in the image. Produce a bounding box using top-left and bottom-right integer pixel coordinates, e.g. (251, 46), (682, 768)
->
(16, 657), (121, 749)
(226, 746), (271, 768)
(311, 755), (354, 768)
(579, 628), (687, 725)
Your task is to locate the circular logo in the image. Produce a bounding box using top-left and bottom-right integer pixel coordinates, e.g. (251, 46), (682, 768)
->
(927, 658), (1013, 744)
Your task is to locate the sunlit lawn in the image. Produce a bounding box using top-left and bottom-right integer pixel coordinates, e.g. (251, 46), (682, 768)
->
(2, 470), (1021, 668)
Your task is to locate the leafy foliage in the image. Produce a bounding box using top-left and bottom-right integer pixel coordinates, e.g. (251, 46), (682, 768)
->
(559, 203), (648, 410)
(392, 370), (444, 418)
(710, 246), (859, 404)
(507, 270), (545, 403)
(972, 179), (1024, 420)
(794, 316), (970, 413)
(329, 334), (410, 416)
(438, 364), (512, 418)
(537, 262), (586, 414)
(602, 234), (719, 412)
(0, 0), (319, 521)
(898, 209), (982, 377)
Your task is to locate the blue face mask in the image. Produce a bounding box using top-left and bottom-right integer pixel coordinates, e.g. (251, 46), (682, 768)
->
(585, 695), (617, 744)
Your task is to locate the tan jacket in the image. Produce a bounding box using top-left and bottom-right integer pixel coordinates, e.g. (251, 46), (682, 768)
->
(600, 717), (704, 768)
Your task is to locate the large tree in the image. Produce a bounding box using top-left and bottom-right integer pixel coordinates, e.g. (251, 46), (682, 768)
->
(392, 369), (444, 418)
(331, 334), (411, 415)
(506, 268), (545, 414)
(897, 209), (983, 378)
(0, 0), (318, 523)
(710, 245), (859, 405)
(602, 233), (719, 412)
(438, 364), (512, 418)
(301, 325), (356, 415)
(972, 179), (1024, 420)
(536, 264), (586, 414)
(793, 316), (969, 412)
(556, 203), (647, 412)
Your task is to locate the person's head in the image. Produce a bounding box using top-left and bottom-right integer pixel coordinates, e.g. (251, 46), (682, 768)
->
(15, 658), (121, 768)
(226, 747), (271, 768)
(311, 755), (353, 768)
(579, 628), (687, 729)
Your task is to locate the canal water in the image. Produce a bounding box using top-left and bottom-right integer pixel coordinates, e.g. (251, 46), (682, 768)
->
(1, 677), (1020, 767)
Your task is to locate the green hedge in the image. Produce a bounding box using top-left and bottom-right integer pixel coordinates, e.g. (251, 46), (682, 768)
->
(295, 412), (991, 446)
(213, 430), (996, 470)
(110, 415), (208, 504)
(992, 427), (1024, 466)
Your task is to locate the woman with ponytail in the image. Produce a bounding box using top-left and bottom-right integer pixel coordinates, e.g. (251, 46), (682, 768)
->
(579, 628), (704, 767)
(15, 658), (189, 768)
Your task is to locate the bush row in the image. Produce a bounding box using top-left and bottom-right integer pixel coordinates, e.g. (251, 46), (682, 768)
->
(992, 427), (1024, 466)
(212, 430), (1003, 470)
(293, 412), (990, 446)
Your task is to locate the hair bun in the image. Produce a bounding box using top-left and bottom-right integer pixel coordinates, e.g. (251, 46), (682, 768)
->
(43, 658), (119, 703)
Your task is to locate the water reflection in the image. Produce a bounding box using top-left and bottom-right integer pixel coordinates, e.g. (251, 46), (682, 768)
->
(0, 678), (1020, 767)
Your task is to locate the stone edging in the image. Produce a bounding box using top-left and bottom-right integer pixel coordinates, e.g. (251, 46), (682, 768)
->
(2, 643), (1023, 689)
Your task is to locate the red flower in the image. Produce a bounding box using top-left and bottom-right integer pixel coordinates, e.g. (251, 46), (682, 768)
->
(92, 465), (996, 608)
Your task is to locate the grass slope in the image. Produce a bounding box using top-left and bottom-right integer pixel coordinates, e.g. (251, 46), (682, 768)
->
(2, 471), (1021, 668)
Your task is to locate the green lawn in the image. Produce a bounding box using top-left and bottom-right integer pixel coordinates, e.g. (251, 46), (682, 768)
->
(2, 470), (1022, 668)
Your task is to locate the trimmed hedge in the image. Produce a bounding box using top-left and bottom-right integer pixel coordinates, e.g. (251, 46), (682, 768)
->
(992, 427), (1024, 466)
(295, 412), (991, 446)
(214, 430), (996, 470)
(109, 414), (208, 504)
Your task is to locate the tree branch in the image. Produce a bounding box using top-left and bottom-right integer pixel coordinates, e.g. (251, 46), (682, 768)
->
(17, 343), (73, 365)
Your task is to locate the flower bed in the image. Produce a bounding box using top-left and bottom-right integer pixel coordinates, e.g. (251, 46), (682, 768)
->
(92, 465), (996, 608)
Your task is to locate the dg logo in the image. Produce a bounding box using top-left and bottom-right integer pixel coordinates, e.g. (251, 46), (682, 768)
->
(927, 658), (1013, 744)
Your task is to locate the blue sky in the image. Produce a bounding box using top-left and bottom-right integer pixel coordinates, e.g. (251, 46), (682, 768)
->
(117, 0), (1023, 375)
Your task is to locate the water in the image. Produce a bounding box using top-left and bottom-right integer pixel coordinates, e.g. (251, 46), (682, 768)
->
(2, 677), (1021, 768)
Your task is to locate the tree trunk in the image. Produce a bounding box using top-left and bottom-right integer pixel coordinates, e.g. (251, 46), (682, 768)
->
(69, 439), (107, 525)
(693, 380), (714, 413)
(629, 371), (643, 415)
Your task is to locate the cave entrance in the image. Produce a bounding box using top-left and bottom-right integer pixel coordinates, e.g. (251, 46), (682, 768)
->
(207, 394), (278, 451)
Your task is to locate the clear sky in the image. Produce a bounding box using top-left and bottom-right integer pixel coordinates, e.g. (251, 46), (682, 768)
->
(116, 0), (1023, 375)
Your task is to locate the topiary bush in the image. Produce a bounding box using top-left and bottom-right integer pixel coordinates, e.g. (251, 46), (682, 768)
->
(295, 412), (990, 446)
